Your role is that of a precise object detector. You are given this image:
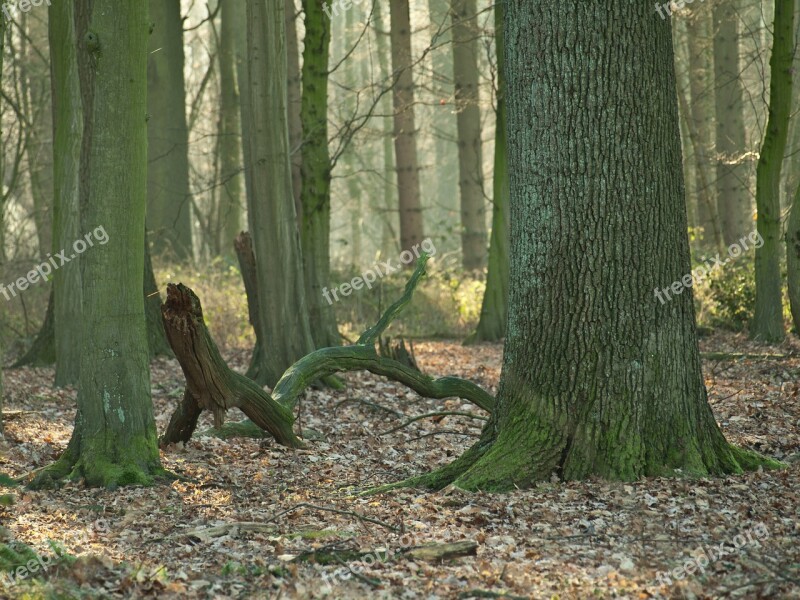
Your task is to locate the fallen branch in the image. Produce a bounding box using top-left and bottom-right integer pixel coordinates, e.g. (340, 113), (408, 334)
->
(380, 411), (488, 436)
(160, 256), (494, 447)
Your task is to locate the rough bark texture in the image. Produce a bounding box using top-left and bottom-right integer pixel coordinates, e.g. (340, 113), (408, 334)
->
(752, 0), (793, 342)
(159, 284), (303, 448)
(147, 0), (193, 261)
(451, 0), (487, 270)
(390, 0), (425, 258)
(31, 0), (164, 489)
(0, 9), (5, 435)
(410, 1), (779, 492)
(467, 0), (508, 344)
(713, 1), (753, 246)
(217, 0), (243, 257)
(245, 0), (316, 387)
(49, 0), (84, 386)
(299, 0), (339, 349)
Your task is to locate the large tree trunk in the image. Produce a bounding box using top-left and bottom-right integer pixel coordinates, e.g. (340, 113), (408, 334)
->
(0, 10), (5, 435)
(714, 0), (752, 246)
(467, 0), (507, 343)
(50, 0), (83, 386)
(299, 0), (339, 349)
(147, 0), (193, 261)
(245, 0), (316, 387)
(451, 0), (487, 270)
(216, 0), (243, 258)
(752, 0), (793, 342)
(417, 0), (777, 492)
(32, 0), (164, 488)
(390, 0), (425, 258)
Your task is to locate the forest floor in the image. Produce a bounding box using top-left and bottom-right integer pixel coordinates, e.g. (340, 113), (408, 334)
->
(0, 332), (799, 599)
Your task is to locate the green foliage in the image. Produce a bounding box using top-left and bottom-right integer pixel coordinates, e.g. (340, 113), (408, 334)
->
(704, 260), (756, 330)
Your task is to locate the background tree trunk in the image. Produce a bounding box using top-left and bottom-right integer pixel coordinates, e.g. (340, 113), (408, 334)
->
(714, 0), (752, 246)
(390, 0), (425, 258)
(216, 0), (243, 257)
(286, 0), (303, 222)
(50, 0), (83, 386)
(451, 0), (487, 270)
(752, 0), (793, 342)
(468, 0), (507, 343)
(147, 0), (193, 261)
(245, 0), (316, 387)
(428, 0), (771, 492)
(299, 0), (339, 349)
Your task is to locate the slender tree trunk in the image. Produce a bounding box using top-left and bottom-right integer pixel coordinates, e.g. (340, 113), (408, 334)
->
(21, 11), (53, 260)
(687, 3), (723, 253)
(299, 0), (339, 348)
(421, 1), (775, 492)
(147, 0), (193, 261)
(245, 0), (316, 387)
(373, 0), (399, 259)
(468, 0), (507, 343)
(714, 0), (753, 246)
(0, 10), (5, 434)
(752, 0), (793, 342)
(286, 0), (303, 222)
(49, 0), (83, 386)
(217, 0), (243, 257)
(34, 0), (163, 488)
(427, 0), (458, 232)
(390, 0), (425, 258)
(451, 0), (487, 270)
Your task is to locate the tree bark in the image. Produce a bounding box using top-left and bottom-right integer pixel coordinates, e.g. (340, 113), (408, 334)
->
(50, 0), (84, 386)
(467, 0), (508, 344)
(414, 0), (779, 492)
(714, 0), (753, 246)
(286, 0), (303, 222)
(216, 0), (243, 257)
(233, 232), (266, 381)
(299, 0), (339, 348)
(752, 0), (793, 342)
(451, 0), (487, 270)
(245, 0), (316, 387)
(390, 0), (425, 258)
(147, 0), (193, 261)
(32, 0), (164, 489)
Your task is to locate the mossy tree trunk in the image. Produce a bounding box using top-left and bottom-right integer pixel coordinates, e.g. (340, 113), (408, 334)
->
(245, 0), (316, 387)
(390, 0), (426, 259)
(299, 0), (339, 349)
(0, 5), (5, 436)
(33, 0), (164, 488)
(50, 0), (84, 386)
(467, 0), (508, 344)
(216, 0), (243, 258)
(451, 0), (487, 270)
(419, 0), (778, 492)
(147, 0), (193, 261)
(783, 1), (800, 333)
(285, 0), (303, 223)
(752, 0), (793, 342)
